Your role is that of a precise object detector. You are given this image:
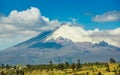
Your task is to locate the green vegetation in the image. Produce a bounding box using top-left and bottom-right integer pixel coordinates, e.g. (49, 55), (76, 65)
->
(0, 58), (120, 75)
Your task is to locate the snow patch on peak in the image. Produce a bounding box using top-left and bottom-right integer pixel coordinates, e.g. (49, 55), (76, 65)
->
(46, 24), (92, 42)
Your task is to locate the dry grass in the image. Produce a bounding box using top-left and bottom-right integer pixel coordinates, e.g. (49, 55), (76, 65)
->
(24, 63), (120, 75)
(0, 63), (120, 75)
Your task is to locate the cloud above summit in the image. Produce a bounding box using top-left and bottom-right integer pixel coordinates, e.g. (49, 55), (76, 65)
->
(92, 11), (120, 22)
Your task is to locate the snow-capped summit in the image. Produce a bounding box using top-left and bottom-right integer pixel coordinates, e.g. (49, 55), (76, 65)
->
(45, 24), (120, 48)
(46, 24), (92, 42)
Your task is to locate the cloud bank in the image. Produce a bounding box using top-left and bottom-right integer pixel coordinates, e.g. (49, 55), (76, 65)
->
(92, 11), (120, 22)
(88, 28), (120, 47)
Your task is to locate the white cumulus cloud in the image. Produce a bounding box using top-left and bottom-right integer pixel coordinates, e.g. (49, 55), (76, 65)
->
(0, 7), (60, 50)
(92, 11), (120, 22)
(0, 7), (60, 38)
(88, 28), (120, 47)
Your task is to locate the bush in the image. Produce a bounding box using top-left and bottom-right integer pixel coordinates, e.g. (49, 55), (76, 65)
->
(97, 72), (102, 75)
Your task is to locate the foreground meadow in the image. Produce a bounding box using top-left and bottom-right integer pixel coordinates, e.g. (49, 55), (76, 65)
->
(0, 59), (120, 75)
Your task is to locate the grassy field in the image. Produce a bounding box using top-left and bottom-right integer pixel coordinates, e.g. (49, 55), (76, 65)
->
(0, 62), (120, 75)
(25, 63), (120, 75)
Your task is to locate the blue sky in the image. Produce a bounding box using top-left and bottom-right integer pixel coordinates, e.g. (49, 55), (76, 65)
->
(0, 0), (120, 29)
(0, 0), (120, 50)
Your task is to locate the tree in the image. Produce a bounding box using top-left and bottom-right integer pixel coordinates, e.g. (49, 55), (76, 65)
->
(49, 60), (53, 70)
(109, 58), (116, 63)
(76, 59), (81, 70)
(65, 61), (69, 69)
(106, 65), (110, 72)
(71, 63), (76, 70)
(25, 64), (32, 72)
(105, 63), (110, 72)
(26, 64), (31, 69)
(1, 64), (5, 69)
(49, 61), (53, 65)
(6, 64), (10, 70)
(57, 63), (64, 70)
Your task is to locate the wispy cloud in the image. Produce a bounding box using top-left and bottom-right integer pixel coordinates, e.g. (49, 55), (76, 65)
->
(92, 11), (120, 22)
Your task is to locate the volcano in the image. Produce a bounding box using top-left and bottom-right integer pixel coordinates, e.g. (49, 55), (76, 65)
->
(0, 24), (120, 65)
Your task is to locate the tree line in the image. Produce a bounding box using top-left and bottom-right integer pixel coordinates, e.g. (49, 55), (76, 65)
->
(0, 58), (119, 75)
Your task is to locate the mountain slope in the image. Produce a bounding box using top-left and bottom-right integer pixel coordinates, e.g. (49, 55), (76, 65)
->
(0, 24), (120, 65)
